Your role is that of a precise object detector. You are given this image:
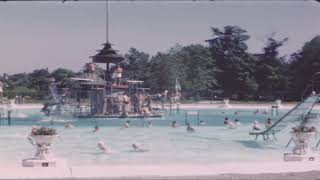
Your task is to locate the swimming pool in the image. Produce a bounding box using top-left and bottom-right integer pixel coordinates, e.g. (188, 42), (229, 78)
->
(0, 107), (316, 166)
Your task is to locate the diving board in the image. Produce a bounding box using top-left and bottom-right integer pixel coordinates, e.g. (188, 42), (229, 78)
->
(249, 93), (320, 140)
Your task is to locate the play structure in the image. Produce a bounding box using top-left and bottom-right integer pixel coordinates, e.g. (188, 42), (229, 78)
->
(249, 93), (320, 140)
(249, 81), (320, 162)
(40, 1), (180, 119)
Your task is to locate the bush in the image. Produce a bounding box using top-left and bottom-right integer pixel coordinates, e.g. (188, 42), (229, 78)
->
(31, 127), (57, 136)
(292, 126), (316, 133)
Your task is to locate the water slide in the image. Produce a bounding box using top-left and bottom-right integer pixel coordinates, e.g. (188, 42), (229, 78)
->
(249, 93), (320, 139)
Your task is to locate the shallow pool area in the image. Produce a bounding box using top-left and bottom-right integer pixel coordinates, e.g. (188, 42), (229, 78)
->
(0, 107), (318, 167)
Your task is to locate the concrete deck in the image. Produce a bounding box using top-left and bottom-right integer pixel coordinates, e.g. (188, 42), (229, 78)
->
(1, 162), (320, 180)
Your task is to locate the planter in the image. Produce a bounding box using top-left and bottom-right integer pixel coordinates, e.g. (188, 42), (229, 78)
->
(291, 132), (314, 142)
(31, 135), (56, 145)
(22, 129), (61, 167)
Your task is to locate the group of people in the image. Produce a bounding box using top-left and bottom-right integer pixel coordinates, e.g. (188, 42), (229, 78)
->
(97, 141), (149, 154)
(252, 118), (273, 131)
(158, 90), (182, 109)
(96, 120), (197, 154)
(106, 92), (152, 117)
(223, 116), (273, 131)
(14, 95), (25, 104)
(224, 117), (241, 129)
(131, 92), (152, 116)
(171, 121), (196, 132)
(254, 109), (269, 115)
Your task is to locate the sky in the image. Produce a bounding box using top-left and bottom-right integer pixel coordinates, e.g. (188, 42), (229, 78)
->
(0, 1), (320, 74)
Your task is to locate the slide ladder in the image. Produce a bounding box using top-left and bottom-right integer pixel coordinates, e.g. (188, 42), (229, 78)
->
(249, 94), (320, 139)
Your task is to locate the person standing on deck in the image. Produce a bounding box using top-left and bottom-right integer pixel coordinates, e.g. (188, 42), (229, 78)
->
(138, 93), (145, 114)
(145, 95), (152, 112)
(0, 81), (3, 99)
(121, 93), (130, 117)
(160, 90), (168, 110)
(112, 64), (123, 86)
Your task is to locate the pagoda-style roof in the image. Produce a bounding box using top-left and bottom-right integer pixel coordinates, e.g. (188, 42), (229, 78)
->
(91, 42), (124, 64)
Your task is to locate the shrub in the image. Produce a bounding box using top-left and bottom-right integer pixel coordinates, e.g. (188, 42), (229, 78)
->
(31, 127), (57, 136)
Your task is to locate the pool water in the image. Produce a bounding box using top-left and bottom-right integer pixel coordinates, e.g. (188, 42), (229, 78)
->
(0, 108), (317, 166)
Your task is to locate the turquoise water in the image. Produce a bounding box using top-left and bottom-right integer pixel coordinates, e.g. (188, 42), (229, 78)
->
(0, 108), (317, 166)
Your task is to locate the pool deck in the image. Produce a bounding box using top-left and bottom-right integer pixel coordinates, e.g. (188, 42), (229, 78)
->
(1, 162), (320, 180)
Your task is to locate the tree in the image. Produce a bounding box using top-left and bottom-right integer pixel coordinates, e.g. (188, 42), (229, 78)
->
(50, 68), (76, 88)
(122, 48), (150, 81)
(207, 25), (258, 97)
(289, 36), (320, 99)
(147, 52), (176, 91)
(255, 35), (289, 98)
(29, 69), (50, 98)
(175, 44), (219, 97)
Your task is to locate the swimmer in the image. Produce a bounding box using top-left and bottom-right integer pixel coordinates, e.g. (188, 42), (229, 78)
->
(265, 118), (273, 128)
(263, 109), (268, 114)
(228, 119), (240, 129)
(97, 141), (111, 154)
(171, 121), (178, 128)
(142, 106), (151, 117)
(224, 117), (229, 125)
(199, 120), (206, 126)
(132, 143), (149, 152)
(252, 121), (261, 131)
(234, 119), (240, 125)
(147, 121), (152, 128)
(186, 123), (195, 133)
(123, 120), (130, 128)
(93, 125), (99, 133)
(65, 123), (74, 129)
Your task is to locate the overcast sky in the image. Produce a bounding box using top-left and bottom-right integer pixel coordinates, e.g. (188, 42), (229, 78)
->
(0, 1), (320, 74)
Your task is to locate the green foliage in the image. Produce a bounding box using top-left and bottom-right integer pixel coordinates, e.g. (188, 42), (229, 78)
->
(289, 36), (320, 99)
(255, 35), (290, 96)
(207, 26), (258, 96)
(50, 68), (76, 88)
(148, 52), (176, 90)
(123, 48), (150, 81)
(174, 44), (219, 96)
(2, 68), (77, 99)
(31, 127), (57, 136)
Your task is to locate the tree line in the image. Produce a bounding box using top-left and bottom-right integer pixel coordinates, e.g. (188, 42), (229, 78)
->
(1, 25), (320, 101)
